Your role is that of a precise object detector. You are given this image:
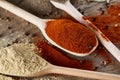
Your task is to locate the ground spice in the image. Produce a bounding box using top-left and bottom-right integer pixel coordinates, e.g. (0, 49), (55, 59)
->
(36, 41), (94, 70)
(87, 3), (120, 63)
(94, 45), (112, 63)
(45, 19), (97, 53)
(0, 43), (48, 75)
(35, 3), (120, 72)
(88, 3), (120, 44)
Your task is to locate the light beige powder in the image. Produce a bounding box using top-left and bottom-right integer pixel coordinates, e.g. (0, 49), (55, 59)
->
(0, 43), (48, 76)
(0, 75), (14, 80)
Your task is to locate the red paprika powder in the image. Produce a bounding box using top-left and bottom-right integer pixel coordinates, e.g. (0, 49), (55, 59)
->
(35, 3), (120, 71)
(87, 3), (120, 63)
(94, 45), (112, 63)
(88, 3), (120, 44)
(45, 19), (97, 53)
(36, 41), (94, 70)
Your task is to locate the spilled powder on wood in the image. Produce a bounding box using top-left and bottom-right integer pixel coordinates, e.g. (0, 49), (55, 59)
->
(0, 43), (48, 76)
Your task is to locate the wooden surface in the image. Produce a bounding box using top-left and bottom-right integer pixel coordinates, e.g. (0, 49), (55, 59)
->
(0, 0), (120, 80)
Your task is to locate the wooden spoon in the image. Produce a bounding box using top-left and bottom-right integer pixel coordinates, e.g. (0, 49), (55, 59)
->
(0, 0), (98, 57)
(50, 0), (120, 62)
(0, 54), (120, 80)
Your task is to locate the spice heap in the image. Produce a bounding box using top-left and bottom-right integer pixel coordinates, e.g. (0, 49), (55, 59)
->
(37, 41), (94, 70)
(45, 19), (97, 53)
(0, 43), (48, 75)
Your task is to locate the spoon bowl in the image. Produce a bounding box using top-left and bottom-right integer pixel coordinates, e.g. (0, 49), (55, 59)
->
(0, 0), (98, 57)
(50, 0), (120, 62)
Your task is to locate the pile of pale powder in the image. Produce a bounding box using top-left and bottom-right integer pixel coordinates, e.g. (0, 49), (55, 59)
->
(0, 43), (48, 76)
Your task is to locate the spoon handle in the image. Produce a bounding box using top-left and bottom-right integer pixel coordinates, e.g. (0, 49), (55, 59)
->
(50, 0), (120, 62)
(0, 0), (46, 30)
(50, 65), (120, 80)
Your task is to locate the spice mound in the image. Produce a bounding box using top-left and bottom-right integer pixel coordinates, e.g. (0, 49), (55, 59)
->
(0, 43), (48, 76)
(45, 19), (97, 53)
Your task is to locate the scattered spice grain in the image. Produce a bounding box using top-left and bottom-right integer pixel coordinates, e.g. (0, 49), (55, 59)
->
(88, 3), (120, 63)
(88, 3), (120, 43)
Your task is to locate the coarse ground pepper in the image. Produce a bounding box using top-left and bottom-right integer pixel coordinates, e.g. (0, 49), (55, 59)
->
(45, 19), (97, 53)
